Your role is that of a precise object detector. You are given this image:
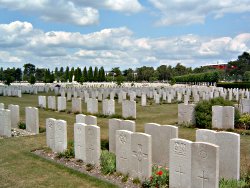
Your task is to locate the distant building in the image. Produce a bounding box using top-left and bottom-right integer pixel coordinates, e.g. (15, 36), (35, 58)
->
(203, 63), (237, 70)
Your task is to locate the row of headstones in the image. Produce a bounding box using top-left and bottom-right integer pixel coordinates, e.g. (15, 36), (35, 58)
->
(45, 117), (240, 186)
(0, 103), (39, 137)
(39, 95), (137, 118)
(0, 88), (22, 97)
(178, 103), (235, 129)
(62, 86), (250, 104)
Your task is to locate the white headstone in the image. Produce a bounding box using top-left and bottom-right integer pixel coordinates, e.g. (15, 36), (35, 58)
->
(25, 107), (39, 134)
(169, 138), (192, 188)
(54, 120), (67, 153)
(145, 123), (178, 167)
(191, 142), (219, 188)
(116, 130), (133, 175)
(76, 114), (86, 123)
(0, 109), (11, 137)
(102, 99), (115, 115)
(85, 125), (100, 165)
(72, 97), (82, 113)
(57, 97), (66, 112)
(46, 118), (56, 150)
(74, 123), (87, 161)
(8, 104), (19, 128)
(130, 133), (152, 181)
(122, 100), (136, 119)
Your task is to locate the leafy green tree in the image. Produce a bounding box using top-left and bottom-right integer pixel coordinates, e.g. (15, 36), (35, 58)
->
(93, 67), (99, 81)
(111, 67), (121, 77)
(173, 63), (192, 76)
(81, 66), (88, 82)
(23, 63), (35, 81)
(123, 68), (135, 81)
(243, 71), (250, 81)
(3, 68), (15, 85)
(14, 68), (22, 81)
(35, 68), (45, 82)
(0, 67), (3, 81)
(64, 66), (69, 81)
(29, 75), (36, 84)
(98, 66), (105, 82)
(88, 66), (93, 82)
(136, 66), (155, 81)
(69, 67), (74, 82)
(227, 52), (250, 80)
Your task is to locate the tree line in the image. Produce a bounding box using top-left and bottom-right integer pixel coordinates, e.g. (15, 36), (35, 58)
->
(0, 52), (249, 85)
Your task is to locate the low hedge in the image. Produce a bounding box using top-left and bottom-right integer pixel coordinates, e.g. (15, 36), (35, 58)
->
(217, 82), (250, 89)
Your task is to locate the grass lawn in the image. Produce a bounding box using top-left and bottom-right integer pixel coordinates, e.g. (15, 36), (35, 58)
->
(0, 92), (249, 187)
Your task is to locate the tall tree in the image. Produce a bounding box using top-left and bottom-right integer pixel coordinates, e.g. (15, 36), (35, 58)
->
(23, 63), (35, 81)
(14, 68), (22, 81)
(88, 66), (93, 82)
(64, 66), (69, 81)
(35, 68), (45, 81)
(81, 66), (88, 82)
(98, 66), (105, 82)
(93, 67), (99, 81)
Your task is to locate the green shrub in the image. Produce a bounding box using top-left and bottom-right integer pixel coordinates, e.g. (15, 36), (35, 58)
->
(217, 82), (250, 89)
(18, 122), (26, 129)
(56, 141), (74, 159)
(100, 150), (116, 175)
(219, 178), (249, 188)
(239, 113), (250, 130)
(142, 165), (169, 188)
(195, 97), (238, 129)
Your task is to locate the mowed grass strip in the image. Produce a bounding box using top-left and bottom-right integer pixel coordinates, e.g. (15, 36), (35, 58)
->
(0, 93), (249, 187)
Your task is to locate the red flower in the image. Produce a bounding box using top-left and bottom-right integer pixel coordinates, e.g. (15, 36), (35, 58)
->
(156, 170), (163, 176)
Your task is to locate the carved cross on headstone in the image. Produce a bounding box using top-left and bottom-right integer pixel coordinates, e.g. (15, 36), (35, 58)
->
(198, 170), (209, 188)
(132, 144), (148, 176)
(175, 165), (184, 188)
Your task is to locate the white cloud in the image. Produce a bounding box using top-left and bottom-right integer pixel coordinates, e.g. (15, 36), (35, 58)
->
(73, 0), (143, 13)
(0, 21), (250, 70)
(148, 0), (250, 26)
(0, 0), (143, 26)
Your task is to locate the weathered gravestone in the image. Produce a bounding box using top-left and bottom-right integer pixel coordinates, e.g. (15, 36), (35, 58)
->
(46, 118), (56, 150)
(8, 104), (19, 128)
(75, 114), (86, 123)
(178, 103), (195, 125)
(130, 133), (152, 181)
(57, 97), (66, 112)
(48, 96), (56, 110)
(141, 93), (147, 106)
(85, 115), (97, 125)
(38, 96), (46, 108)
(212, 106), (234, 129)
(54, 120), (67, 153)
(0, 103), (4, 109)
(116, 130), (133, 175)
(74, 123), (87, 161)
(85, 125), (100, 165)
(169, 138), (192, 188)
(25, 107), (39, 134)
(109, 119), (135, 153)
(102, 99), (115, 115)
(145, 123), (178, 167)
(191, 142), (219, 188)
(196, 129), (240, 180)
(122, 100), (136, 119)
(0, 109), (11, 137)
(87, 98), (98, 114)
(72, 97), (82, 113)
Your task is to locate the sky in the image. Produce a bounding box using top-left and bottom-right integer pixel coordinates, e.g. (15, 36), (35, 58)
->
(0, 0), (250, 71)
